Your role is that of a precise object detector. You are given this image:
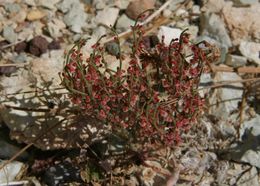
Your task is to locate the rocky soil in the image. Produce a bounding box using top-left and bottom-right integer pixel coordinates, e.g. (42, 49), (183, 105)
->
(0, 0), (260, 185)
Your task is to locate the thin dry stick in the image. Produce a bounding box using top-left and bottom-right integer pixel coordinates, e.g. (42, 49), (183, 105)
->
(0, 40), (25, 50)
(211, 65), (260, 74)
(198, 77), (260, 90)
(102, 0), (189, 44)
(0, 63), (29, 68)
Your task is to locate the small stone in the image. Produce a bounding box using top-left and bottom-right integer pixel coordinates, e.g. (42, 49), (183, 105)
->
(27, 9), (46, 21)
(239, 41), (260, 65)
(0, 161), (26, 184)
(11, 9), (27, 23)
(48, 40), (61, 50)
(116, 14), (135, 31)
(95, 7), (119, 27)
(63, 1), (87, 33)
(93, 0), (106, 10)
(24, 0), (36, 6)
(12, 53), (29, 63)
(225, 54), (247, 67)
(105, 42), (120, 57)
(47, 18), (66, 38)
(201, 13), (232, 48)
(0, 40), (9, 50)
(114, 0), (130, 9)
(126, 0), (155, 20)
(14, 41), (28, 53)
(29, 36), (49, 56)
(4, 3), (21, 13)
(209, 69), (243, 120)
(37, 0), (61, 10)
(3, 26), (17, 43)
(56, 0), (74, 13)
(157, 26), (182, 45)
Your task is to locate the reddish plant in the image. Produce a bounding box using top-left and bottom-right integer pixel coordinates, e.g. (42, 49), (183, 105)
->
(61, 24), (216, 145)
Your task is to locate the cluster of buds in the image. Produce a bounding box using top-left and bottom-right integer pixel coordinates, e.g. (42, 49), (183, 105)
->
(61, 25), (215, 145)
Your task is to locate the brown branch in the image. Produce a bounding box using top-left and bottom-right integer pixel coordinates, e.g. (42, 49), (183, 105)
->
(211, 65), (260, 74)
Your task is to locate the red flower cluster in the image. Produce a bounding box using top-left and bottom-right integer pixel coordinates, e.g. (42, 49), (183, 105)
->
(61, 27), (214, 145)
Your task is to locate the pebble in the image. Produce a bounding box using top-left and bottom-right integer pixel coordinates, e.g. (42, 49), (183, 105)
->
(157, 26), (182, 45)
(37, 0), (61, 10)
(114, 0), (130, 9)
(14, 41), (28, 53)
(222, 4), (260, 45)
(57, 0), (74, 13)
(48, 40), (61, 50)
(226, 115), (260, 168)
(24, 0), (36, 6)
(125, 0), (155, 20)
(63, 1), (87, 33)
(209, 69), (243, 120)
(3, 26), (17, 43)
(47, 18), (66, 38)
(0, 161), (26, 184)
(239, 41), (260, 65)
(4, 3), (21, 13)
(95, 7), (119, 27)
(225, 54), (247, 67)
(105, 42), (120, 57)
(27, 9), (46, 21)
(116, 14), (135, 31)
(201, 13), (232, 49)
(29, 35), (49, 56)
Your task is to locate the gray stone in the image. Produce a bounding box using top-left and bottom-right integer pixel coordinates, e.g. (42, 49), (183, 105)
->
(4, 3), (20, 13)
(63, 1), (87, 33)
(56, 0), (74, 13)
(219, 120), (237, 138)
(12, 53), (29, 63)
(196, 35), (228, 63)
(201, 13), (232, 49)
(239, 41), (260, 66)
(116, 14), (135, 31)
(47, 18), (66, 38)
(157, 26), (182, 45)
(199, 73), (212, 98)
(209, 70), (243, 120)
(93, 0), (107, 10)
(225, 54), (247, 67)
(95, 7), (119, 27)
(3, 26), (17, 43)
(37, 0), (61, 10)
(0, 161), (26, 184)
(224, 115), (260, 169)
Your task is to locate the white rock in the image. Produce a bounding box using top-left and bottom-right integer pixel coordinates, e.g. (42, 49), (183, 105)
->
(37, 0), (61, 10)
(157, 26), (182, 45)
(95, 7), (119, 27)
(3, 26), (17, 43)
(209, 69), (243, 120)
(56, 0), (74, 13)
(116, 14), (135, 31)
(47, 18), (66, 38)
(239, 41), (260, 65)
(225, 54), (247, 67)
(23, 0), (36, 6)
(0, 161), (25, 184)
(63, 1), (87, 33)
